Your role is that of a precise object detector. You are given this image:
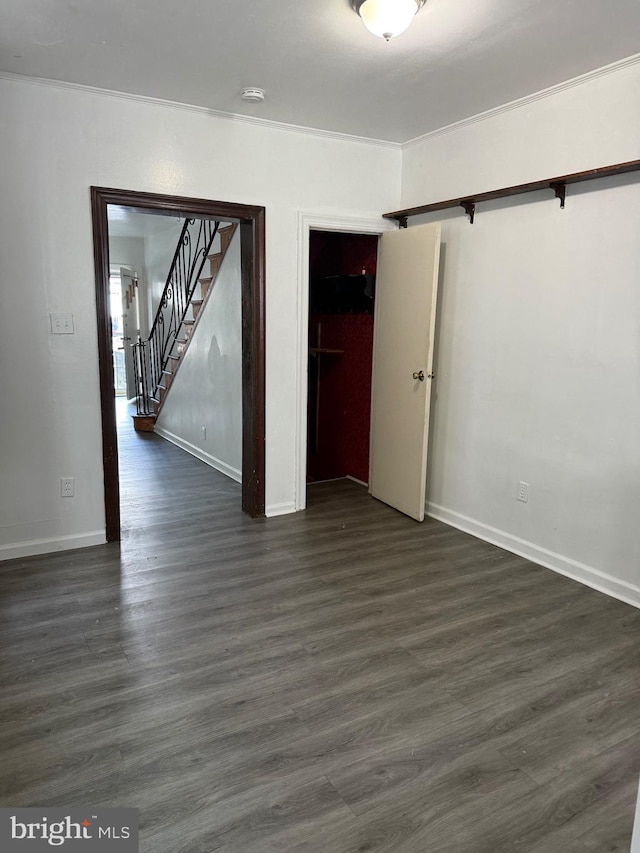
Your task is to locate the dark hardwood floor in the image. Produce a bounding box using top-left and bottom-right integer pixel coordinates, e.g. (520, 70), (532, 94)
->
(1, 405), (639, 852)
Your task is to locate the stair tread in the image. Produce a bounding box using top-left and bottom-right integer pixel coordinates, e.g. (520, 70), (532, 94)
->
(183, 319), (195, 325)
(191, 299), (203, 306)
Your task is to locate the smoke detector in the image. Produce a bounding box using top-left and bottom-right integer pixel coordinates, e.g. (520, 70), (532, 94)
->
(240, 87), (266, 104)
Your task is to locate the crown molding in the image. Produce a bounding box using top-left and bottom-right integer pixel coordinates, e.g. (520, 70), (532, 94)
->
(403, 51), (640, 150)
(2, 50), (639, 151)
(0, 71), (401, 150)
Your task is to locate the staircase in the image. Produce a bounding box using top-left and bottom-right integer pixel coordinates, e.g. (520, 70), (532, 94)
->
(132, 219), (237, 432)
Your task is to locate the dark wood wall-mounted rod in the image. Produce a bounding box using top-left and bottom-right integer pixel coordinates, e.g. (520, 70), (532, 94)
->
(384, 158), (640, 226)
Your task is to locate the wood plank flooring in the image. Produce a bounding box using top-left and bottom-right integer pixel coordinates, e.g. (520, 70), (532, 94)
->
(1, 408), (639, 852)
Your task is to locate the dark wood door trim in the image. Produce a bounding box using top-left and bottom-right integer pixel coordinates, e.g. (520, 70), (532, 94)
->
(240, 212), (266, 516)
(91, 187), (266, 541)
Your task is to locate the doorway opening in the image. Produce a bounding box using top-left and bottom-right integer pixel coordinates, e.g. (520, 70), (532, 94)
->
(109, 262), (142, 400)
(298, 217), (441, 522)
(306, 229), (379, 496)
(109, 271), (128, 397)
(92, 187), (266, 541)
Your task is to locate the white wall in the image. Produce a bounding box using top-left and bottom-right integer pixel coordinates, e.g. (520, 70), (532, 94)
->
(108, 235), (148, 336)
(109, 224), (187, 339)
(143, 218), (186, 331)
(155, 229), (242, 481)
(402, 59), (640, 208)
(0, 75), (400, 558)
(402, 59), (640, 606)
(108, 236), (145, 276)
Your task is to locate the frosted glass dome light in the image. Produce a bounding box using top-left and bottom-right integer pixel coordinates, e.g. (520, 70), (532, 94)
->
(351, 0), (425, 41)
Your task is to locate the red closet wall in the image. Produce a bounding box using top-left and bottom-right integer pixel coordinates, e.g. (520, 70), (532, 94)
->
(308, 232), (378, 484)
(309, 232), (378, 278)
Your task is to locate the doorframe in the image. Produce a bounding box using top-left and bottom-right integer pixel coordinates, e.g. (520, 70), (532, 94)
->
(91, 186), (266, 541)
(295, 212), (396, 511)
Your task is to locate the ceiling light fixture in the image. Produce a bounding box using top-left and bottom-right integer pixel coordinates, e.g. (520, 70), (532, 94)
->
(351, 0), (426, 41)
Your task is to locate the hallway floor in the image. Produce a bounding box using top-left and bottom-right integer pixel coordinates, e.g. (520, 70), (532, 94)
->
(0, 415), (639, 852)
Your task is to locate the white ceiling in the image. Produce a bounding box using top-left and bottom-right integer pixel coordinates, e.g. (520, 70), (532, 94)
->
(107, 206), (185, 239)
(1, 0), (639, 143)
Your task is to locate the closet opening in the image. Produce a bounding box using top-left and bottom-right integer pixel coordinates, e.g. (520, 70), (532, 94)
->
(306, 229), (379, 494)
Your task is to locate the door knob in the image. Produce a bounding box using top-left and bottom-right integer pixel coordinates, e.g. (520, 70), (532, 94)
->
(413, 370), (425, 381)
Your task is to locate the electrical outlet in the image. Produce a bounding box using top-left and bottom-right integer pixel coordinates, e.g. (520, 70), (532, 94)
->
(201, 426), (207, 441)
(517, 481), (530, 503)
(50, 313), (75, 335)
(60, 477), (75, 497)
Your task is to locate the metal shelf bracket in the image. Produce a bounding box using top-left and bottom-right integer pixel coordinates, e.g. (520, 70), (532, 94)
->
(461, 200), (476, 224)
(550, 182), (566, 209)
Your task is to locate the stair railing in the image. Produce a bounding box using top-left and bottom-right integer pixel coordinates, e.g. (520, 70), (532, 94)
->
(132, 217), (220, 415)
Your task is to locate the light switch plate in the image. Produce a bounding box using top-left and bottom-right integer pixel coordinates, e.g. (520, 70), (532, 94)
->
(50, 313), (74, 334)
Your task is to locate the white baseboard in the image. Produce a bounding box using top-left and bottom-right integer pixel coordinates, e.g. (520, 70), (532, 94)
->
(154, 427), (241, 483)
(307, 476), (369, 487)
(0, 531), (106, 562)
(266, 501), (296, 518)
(347, 475), (368, 487)
(426, 502), (640, 610)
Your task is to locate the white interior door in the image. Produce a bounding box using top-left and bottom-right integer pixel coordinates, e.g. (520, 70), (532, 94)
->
(369, 223), (442, 521)
(631, 774), (640, 853)
(120, 268), (139, 399)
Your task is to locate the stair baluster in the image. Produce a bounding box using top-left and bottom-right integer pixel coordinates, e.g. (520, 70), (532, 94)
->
(132, 217), (221, 416)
